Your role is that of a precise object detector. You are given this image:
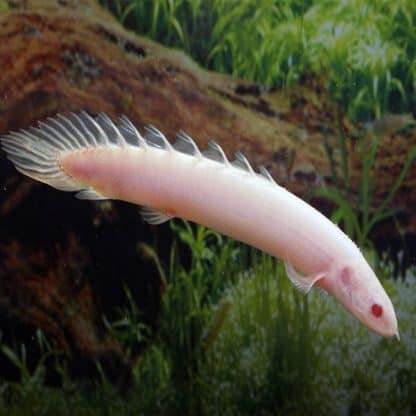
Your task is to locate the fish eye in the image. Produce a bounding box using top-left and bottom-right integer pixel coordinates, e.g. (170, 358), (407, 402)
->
(371, 303), (383, 318)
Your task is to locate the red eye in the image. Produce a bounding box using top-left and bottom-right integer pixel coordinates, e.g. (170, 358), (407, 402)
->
(371, 303), (383, 318)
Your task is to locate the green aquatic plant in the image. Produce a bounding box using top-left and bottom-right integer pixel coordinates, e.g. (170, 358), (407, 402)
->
(0, 329), (68, 414)
(133, 219), (320, 413)
(204, 253), (322, 414)
(102, 285), (151, 357)
(1, 343), (46, 400)
(319, 116), (416, 250)
(101, 0), (416, 121)
(0, 0), (8, 14)
(137, 220), (243, 413)
(208, 1), (308, 86)
(0, 235), (415, 414)
(101, 0), (219, 64)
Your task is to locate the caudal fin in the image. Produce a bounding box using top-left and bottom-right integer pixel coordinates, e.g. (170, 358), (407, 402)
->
(0, 112), (142, 192)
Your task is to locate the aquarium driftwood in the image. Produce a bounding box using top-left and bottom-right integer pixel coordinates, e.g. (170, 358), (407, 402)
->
(0, 0), (415, 384)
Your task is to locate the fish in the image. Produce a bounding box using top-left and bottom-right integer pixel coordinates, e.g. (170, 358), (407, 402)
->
(0, 111), (399, 339)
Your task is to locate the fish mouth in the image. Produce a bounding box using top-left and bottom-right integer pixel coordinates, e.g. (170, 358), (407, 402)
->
(335, 290), (399, 339)
(365, 309), (399, 339)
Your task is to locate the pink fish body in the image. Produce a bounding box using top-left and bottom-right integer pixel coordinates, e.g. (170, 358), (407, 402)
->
(1, 112), (398, 338)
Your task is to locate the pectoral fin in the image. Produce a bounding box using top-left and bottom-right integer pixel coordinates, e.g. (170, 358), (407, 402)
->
(76, 189), (108, 200)
(284, 261), (325, 294)
(140, 206), (173, 225)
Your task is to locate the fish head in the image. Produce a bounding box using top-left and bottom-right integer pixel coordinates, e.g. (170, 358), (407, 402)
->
(324, 256), (398, 339)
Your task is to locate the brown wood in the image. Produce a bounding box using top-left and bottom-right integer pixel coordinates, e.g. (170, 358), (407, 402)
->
(0, 0), (415, 383)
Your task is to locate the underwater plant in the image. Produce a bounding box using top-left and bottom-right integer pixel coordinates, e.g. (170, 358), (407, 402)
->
(101, 0), (416, 121)
(319, 112), (416, 251)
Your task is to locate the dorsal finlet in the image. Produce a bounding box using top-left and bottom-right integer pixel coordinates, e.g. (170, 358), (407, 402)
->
(232, 151), (254, 174)
(80, 111), (117, 147)
(70, 112), (102, 147)
(173, 131), (202, 157)
(34, 121), (69, 151)
(44, 116), (82, 150)
(56, 113), (90, 148)
(144, 125), (173, 151)
(119, 115), (147, 147)
(38, 119), (75, 151)
(259, 166), (277, 184)
(203, 140), (229, 165)
(96, 112), (127, 147)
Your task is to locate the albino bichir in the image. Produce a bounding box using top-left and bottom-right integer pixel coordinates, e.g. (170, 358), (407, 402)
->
(0, 112), (399, 339)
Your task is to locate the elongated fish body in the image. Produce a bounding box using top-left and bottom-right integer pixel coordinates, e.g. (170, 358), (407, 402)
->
(0, 112), (398, 338)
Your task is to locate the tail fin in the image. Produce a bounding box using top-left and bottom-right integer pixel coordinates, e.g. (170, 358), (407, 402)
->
(0, 112), (139, 192)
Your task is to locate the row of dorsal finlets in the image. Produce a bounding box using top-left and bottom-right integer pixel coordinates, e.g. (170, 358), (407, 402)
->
(3, 111), (277, 185)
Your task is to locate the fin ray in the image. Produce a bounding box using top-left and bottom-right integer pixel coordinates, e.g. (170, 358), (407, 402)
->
(232, 151), (254, 174)
(44, 117), (80, 149)
(284, 261), (325, 294)
(79, 111), (110, 146)
(119, 115), (146, 147)
(140, 206), (173, 225)
(57, 113), (90, 148)
(76, 189), (108, 200)
(173, 131), (201, 157)
(144, 125), (172, 150)
(94, 112), (126, 146)
(202, 140), (229, 164)
(259, 165), (277, 184)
